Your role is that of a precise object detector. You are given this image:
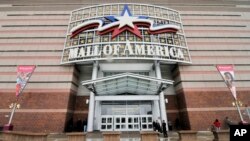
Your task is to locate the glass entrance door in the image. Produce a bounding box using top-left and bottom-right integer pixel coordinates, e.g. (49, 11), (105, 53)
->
(128, 115), (140, 131)
(100, 115), (153, 131)
(114, 116), (127, 131)
(100, 100), (153, 131)
(141, 115), (153, 130)
(101, 115), (113, 131)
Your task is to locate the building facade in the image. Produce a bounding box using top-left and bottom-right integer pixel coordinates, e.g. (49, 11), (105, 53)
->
(0, 0), (250, 132)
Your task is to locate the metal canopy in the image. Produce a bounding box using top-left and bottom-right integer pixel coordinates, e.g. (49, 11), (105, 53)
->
(81, 73), (173, 95)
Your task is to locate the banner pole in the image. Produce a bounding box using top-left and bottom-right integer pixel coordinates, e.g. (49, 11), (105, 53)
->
(216, 65), (245, 122)
(7, 97), (19, 125)
(235, 99), (244, 122)
(8, 103), (17, 125)
(7, 65), (36, 126)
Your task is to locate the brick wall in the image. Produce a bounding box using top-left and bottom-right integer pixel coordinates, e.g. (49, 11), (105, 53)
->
(177, 90), (250, 130)
(1, 0), (250, 133)
(72, 96), (89, 123)
(0, 89), (77, 132)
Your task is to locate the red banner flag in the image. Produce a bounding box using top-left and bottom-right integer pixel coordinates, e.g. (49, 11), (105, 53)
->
(216, 65), (237, 100)
(16, 65), (36, 97)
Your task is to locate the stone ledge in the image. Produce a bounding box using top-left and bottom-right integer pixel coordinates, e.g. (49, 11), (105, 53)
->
(2, 131), (48, 141)
(140, 131), (159, 135)
(102, 131), (121, 141)
(2, 131), (47, 136)
(102, 131), (121, 135)
(140, 131), (159, 141)
(178, 130), (197, 133)
(178, 130), (198, 141)
(66, 132), (87, 141)
(66, 132), (86, 136)
(212, 130), (229, 141)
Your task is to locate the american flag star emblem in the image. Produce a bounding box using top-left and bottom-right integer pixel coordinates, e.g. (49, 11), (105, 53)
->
(70, 4), (180, 39)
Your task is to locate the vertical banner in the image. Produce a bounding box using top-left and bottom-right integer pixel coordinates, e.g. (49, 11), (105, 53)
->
(216, 65), (237, 99)
(16, 65), (36, 97)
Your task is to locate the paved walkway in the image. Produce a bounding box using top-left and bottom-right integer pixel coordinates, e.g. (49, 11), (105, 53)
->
(46, 131), (214, 141)
(0, 130), (216, 141)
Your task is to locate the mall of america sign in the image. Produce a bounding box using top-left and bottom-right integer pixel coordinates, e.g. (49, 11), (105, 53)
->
(61, 3), (191, 64)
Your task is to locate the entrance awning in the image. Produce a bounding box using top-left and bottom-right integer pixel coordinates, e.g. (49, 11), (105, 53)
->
(81, 73), (173, 95)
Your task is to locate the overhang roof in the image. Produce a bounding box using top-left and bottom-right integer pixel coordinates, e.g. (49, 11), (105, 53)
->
(81, 73), (173, 95)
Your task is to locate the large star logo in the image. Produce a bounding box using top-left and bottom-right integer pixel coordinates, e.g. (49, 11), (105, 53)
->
(104, 5), (144, 39)
(70, 5), (179, 39)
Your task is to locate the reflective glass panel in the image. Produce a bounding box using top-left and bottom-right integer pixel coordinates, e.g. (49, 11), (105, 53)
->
(116, 118), (120, 123)
(128, 118), (132, 123)
(121, 118), (126, 123)
(107, 118), (112, 123)
(101, 101), (152, 116)
(102, 118), (106, 123)
(101, 125), (106, 129)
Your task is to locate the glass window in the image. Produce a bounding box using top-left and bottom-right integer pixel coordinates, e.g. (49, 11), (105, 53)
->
(128, 118), (132, 123)
(134, 118), (138, 123)
(102, 118), (106, 123)
(116, 118), (120, 123)
(134, 125), (139, 129)
(101, 125), (106, 129)
(121, 118), (126, 123)
(103, 72), (149, 76)
(107, 118), (112, 123)
(148, 124), (153, 129)
(101, 101), (152, 116)
(107, 125), (112, 129)
(121, 125), (126, 129)
(148, 117), (152, 122)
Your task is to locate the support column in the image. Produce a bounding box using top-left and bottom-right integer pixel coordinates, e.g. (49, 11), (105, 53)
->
(87, 61), (99, 132)
(153, 100), (161, 121)
(154, 61), (169, 130)
(94, 101), (101, 130)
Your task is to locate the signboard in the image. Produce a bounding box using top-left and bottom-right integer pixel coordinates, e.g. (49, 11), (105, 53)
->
(216, 65), (237, 99)
(16, 65), (36, 97)
(61, 3), (191, 64)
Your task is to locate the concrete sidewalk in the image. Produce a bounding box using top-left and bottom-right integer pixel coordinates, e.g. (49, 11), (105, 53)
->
(0, 131), (215, 141)
(46, 131), (214, 141)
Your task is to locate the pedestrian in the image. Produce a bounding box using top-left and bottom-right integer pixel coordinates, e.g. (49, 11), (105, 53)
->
(153, 120), (156, 131)
(175, 118), (180, 130)
(156, 120), (161, 133)
(76, 119), (82, 132)
(66, 117), (73, 132)
(224, 117), (232, 129)
(162, 120), (168, 137)
(168, 120), (173, 131)
(213, 119), (221, 132)
(83, 118), (87, 132)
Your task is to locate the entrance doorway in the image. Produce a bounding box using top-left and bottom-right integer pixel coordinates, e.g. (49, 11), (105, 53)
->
(101, 115), (153, 131)
(99, 101), (153, 131)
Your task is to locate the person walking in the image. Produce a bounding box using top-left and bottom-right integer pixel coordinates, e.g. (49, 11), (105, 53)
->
(82, 118), (87, 132)
(156, 120), (161, 133)
(162, 120), (168, 137)
(175, 118), (180, 130)
(76, 119), (82, 132)
(153, 120), (156, 131)
(224, 117), (233, 129)
(213, 119), (221, 132)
